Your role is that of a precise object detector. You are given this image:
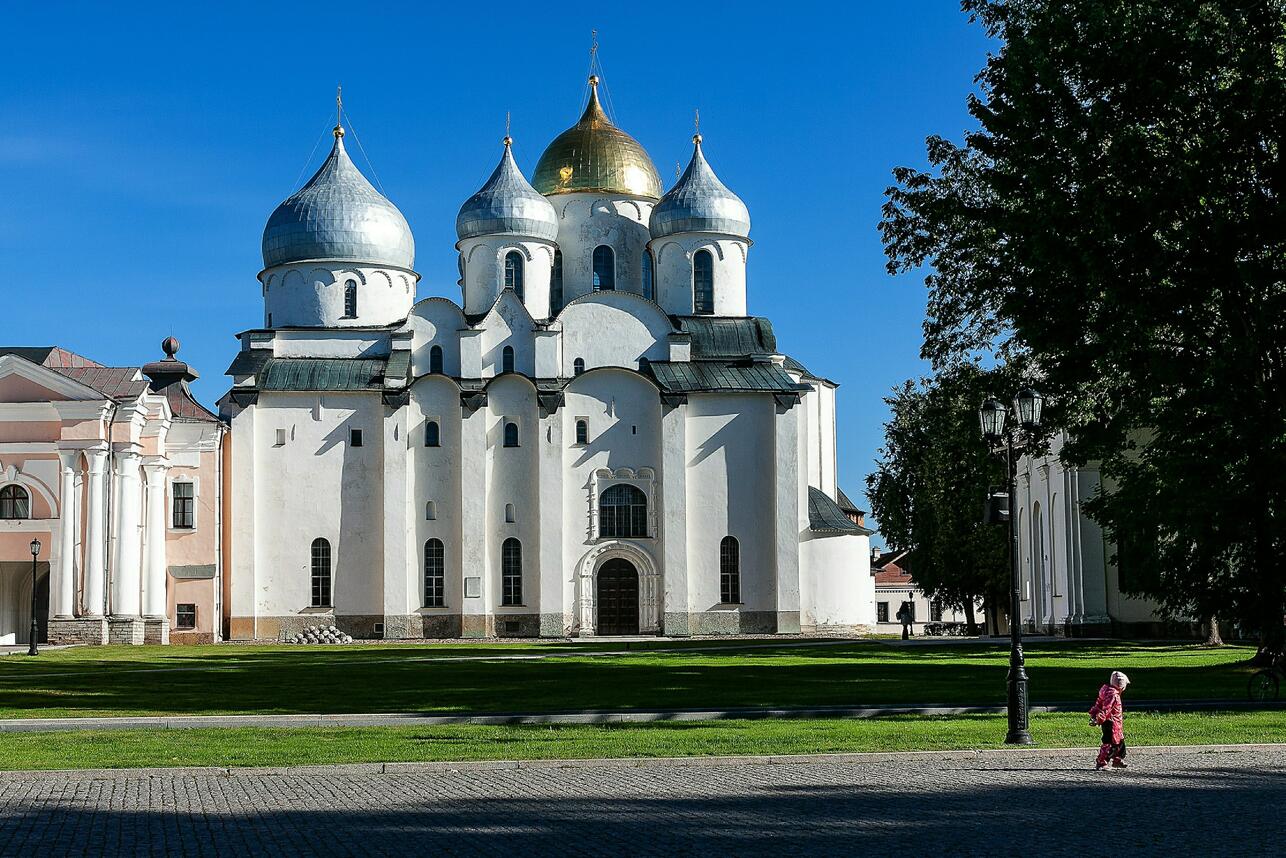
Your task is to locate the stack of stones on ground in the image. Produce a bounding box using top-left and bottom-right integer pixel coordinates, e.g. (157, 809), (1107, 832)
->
(288, 625), (353, 645)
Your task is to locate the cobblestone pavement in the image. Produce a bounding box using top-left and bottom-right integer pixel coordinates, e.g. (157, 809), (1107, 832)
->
(0, 747), (1280, 856)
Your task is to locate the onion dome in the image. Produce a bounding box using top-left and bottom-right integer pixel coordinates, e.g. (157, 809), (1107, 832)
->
(650, 134), (750, 239)
(261, 126), (415, 270)
(456, 137), (559, 242)
(532, 76), (662, 199)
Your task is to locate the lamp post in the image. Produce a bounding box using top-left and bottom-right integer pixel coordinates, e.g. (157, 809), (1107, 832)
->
(979, 388), (1043, 745)
(28, 538), (41, 656)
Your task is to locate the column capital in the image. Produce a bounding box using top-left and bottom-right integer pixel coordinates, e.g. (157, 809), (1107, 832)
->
(114, 449), (143, 473)
(85, 448), (110, 473)
(141, 458), (171, 481)
(56, 449), (81, 471)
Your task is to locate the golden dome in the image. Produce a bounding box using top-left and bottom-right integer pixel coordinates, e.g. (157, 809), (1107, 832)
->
(532, 77), (662, 199)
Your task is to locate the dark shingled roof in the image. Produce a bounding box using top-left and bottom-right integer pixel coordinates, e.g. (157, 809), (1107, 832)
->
(55, 366), (149, 400)
(674, 316), (777, 358)
(257, 358), (388, 391)
(808, 487), (870, 534)
(645, 360), (809, 394)
(836, 487), (864, 516)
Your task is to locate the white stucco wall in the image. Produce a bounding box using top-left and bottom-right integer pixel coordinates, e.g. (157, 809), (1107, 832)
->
(800, 531), (873, 631)
(262, 263), (417, 328)
(557, 293), (672, 374)
(459, 237), (556, 319)
(549, 194), (655, 302)
(650, 235), (749, 317)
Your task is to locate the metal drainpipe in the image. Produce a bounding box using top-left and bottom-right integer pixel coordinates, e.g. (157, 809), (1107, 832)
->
(214, 423), (226, 642)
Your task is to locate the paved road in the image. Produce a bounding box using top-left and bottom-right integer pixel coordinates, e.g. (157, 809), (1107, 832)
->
(0, 747), (1280, 856)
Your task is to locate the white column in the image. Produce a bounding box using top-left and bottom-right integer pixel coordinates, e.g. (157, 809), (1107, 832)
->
(112, 451), (144, 617)
(83, 449), (109, 617)
(142, 461), (169, 618)
(55, 450), (80, 618)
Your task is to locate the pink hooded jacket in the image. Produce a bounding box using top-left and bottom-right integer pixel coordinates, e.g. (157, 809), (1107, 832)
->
(1090, 683), (1124, 743)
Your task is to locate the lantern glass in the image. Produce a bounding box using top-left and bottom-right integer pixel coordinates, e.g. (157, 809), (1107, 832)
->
(979, 399), (1007, 441)
(1015, 388), (1043, 430)
(29, 538), (40, 557)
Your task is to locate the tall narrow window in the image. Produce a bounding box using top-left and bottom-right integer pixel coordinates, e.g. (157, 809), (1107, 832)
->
(425, 420), (440, 447)
(504, 251), (525, 301)
(693, 250), (714, 315)
(0, 485), (30, 520)
(425, 501), (437, 520)
(551, 249), (564, 313)
(311, 538), (332, 607)
(344, 280), (358, 318)
(642, 250), (654, 300)
(502, 346), (515, 374)
(573, 358), (585, 376)
(720, 536), (740, 603)
(592, 245), (615, 291)
(505, 503), (516, 523)
(171, 482), (194, 529)
(503, 421), (519, 447)
(429, 345), (444, 374)
(598, 484), (648, 538)
(424, 538), (444, 608)
(575, 419), (589, 445)
(502, 538), (522, 605)
(349, 428), (363, 447)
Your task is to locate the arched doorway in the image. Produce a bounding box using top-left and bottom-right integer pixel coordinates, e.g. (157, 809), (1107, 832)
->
(596, 559), (639, 636)
(1, 562), (49, 645)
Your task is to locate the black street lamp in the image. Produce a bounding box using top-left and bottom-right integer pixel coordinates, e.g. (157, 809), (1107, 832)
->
(28, 538), (41, 657)
(980, 388), (1044, 745)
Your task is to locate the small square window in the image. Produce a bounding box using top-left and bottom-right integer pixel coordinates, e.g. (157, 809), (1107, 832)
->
(464, 577), (482, 599)
(275, 428), (287, 447)
(350, 429), (363, 447)
(176, 604), (197, 630)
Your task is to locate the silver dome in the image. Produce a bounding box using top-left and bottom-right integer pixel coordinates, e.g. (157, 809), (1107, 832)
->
(456, 140), (559, 242)
(261, 131), (415, 270)
(649, 136), (750, 240)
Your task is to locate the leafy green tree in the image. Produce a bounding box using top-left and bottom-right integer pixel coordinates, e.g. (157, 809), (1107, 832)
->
(867, 363), (1012, 634)
(881, 0), (1286, 655)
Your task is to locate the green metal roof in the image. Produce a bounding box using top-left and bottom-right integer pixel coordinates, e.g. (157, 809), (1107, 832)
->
(808, 487), (867, 534)
(646, 360), (808, 394)
(258, 358), (387, 391)
(674, 317), (777, 358)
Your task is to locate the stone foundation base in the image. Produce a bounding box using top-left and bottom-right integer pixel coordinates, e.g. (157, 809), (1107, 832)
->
(494, 614), (540, 638)
(143, 617), (170, 645)
(539, 613), (570, 637)
(47, 616), (108, 645)
(107, 616), (145, 645)
(800, 623), (875, 636)
(662, 612), (692, 637)
(688, 611), (780, 635)
(461, 614), (493, 638)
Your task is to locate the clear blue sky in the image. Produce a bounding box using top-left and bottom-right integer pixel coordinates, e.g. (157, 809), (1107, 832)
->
(0, 1), (990, 537)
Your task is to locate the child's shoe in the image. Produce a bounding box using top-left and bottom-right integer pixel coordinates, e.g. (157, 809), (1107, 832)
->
(1095, 762), (1107, 770)
(1111, 759), (1128, 769)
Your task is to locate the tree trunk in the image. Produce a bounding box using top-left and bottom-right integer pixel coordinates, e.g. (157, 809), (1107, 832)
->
(963, 600), (979, 636)
(1204, 617), (1223, 647)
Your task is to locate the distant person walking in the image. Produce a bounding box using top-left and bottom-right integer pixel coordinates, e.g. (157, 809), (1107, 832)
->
(897, 602), (913, 640)
(1089, 670), (1130, 770)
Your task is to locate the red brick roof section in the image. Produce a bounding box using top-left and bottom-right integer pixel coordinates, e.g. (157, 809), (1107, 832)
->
(53, 366), (149, 401)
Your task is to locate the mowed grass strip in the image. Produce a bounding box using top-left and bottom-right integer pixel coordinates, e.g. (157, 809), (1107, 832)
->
(0, 641), (1260, 719)
(1, 711), (1280, 771)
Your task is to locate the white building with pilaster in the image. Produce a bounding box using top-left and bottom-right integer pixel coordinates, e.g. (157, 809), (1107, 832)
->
(0, 342), (225, 645)
(221, 77), (873, 640)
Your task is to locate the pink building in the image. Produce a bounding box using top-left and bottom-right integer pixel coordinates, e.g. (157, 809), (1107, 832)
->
(0, 340), (224, 645)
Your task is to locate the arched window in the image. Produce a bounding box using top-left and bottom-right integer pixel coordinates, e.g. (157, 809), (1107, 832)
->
(642, 250), (654, 300)
(0, 485), (30, 520)
(425, 420), (440, 447)
(505, 503), (516, 523)
(592, 245), (615, 291)
(344, 280), (358, 318)
(502, 346), (515, 374)
(720, 536), (741, 604)
(310, 538), (332, 607)
(693, 250), (714, 315)
(598, 484), (648, 538)
(573, 358), (585, 376)
(424, 539), (444, 608)
(503, 421), (519, 447)
(502, 538), (522, 605)
(551, 249), (564, 313)
(429, 345), (444, 374)
(504, 250), (525, 301)
(425, 501), (437, 521)
(575, 419), (589, 445)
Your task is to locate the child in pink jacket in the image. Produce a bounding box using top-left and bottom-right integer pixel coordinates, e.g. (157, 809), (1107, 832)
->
(1089, 670), (1130, 770)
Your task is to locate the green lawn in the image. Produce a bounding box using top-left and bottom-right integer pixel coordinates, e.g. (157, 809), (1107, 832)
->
(0, 710), (1280, 771)
(0, 640), (1261, 719)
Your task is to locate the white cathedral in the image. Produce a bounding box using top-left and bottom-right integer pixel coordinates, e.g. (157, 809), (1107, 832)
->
(220, 77), (873, 640)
